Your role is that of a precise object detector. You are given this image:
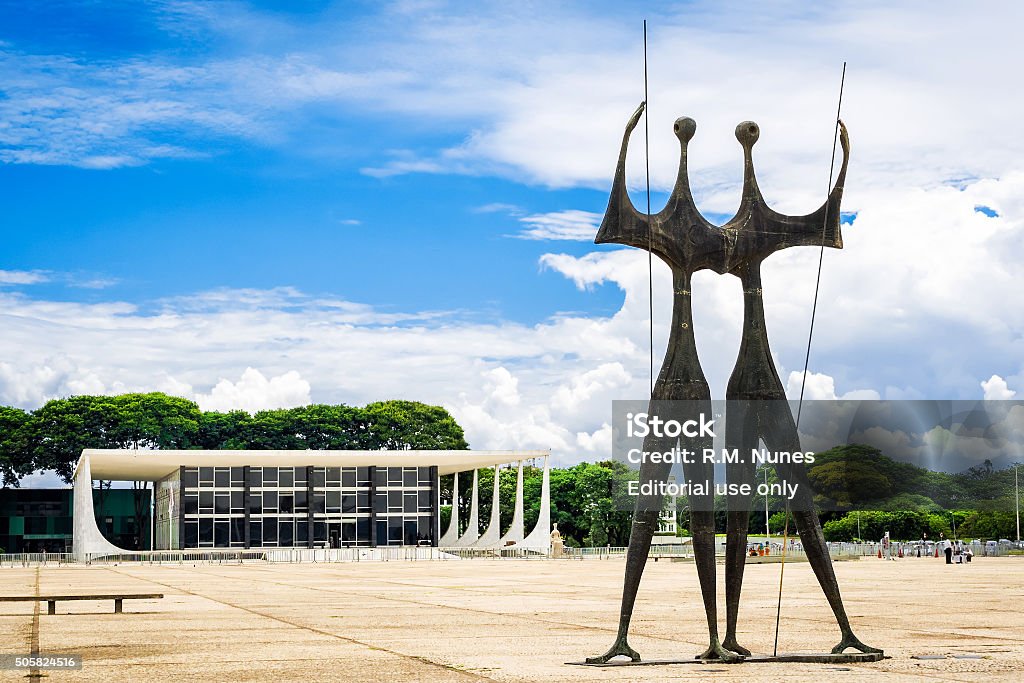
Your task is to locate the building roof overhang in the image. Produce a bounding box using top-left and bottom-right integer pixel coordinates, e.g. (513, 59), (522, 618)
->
(75, 449), (549, 481)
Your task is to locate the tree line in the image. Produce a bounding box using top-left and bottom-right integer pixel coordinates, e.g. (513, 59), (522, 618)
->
(0, 392), (468, 485)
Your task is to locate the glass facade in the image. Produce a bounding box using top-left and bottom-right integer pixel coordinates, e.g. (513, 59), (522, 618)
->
(171, 465), (437, 549)
(0, 488), (149, 553)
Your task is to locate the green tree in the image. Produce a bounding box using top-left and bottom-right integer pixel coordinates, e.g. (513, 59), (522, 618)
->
(0, 406), (34, 487)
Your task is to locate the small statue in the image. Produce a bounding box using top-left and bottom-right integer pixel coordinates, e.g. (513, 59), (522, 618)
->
(551, 523), (565, 558)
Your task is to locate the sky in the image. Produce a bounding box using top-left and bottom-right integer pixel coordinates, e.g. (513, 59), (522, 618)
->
(2, 1), (1023, 484)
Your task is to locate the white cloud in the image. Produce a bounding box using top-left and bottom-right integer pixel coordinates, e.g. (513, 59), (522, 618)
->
(982, 375), (1017, 401)
(515, 210), (603, 241)
(0, 269), (48, 285)
(786, 371), (880, 401)
(194, 367), (312, 413)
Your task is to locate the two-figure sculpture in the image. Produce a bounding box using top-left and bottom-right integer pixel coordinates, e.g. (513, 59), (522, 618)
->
(587, 103), (882, 663)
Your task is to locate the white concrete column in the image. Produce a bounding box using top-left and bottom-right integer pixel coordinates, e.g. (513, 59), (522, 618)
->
(498, 461), (525, 546)
(438, 471), (461, 546)
(474, 466), (503, 547)
(453, 469), (480, 546)
(72, 454), (129, 561)
(520, 456), (551, 550)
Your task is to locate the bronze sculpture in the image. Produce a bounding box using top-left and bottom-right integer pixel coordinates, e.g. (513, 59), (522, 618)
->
(586, 103), (881, 663)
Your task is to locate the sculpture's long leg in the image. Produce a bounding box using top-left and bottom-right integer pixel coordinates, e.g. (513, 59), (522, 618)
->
(585, 429), (672, 663)
(687, 440), (741, 662)
(764, 407), (882, 655)
(722, 405), (757, 657)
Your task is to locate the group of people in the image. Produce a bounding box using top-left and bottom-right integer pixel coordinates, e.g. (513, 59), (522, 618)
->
(879, 531), (973, 564)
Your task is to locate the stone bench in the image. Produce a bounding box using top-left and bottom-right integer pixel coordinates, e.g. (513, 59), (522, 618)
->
(0, 593), (164, 614)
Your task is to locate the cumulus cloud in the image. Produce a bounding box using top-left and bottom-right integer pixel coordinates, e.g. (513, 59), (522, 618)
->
(194, 367), (312, 413)
(982, 375), (1017, 400)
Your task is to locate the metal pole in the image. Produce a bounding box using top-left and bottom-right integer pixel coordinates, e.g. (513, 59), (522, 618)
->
(764, 468), (770, 543)
(857, 510), (861, 542)
(1015, 465), (1020, 544)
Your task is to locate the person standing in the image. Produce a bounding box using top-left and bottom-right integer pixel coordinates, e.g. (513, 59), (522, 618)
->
(944, 538), (953, 564)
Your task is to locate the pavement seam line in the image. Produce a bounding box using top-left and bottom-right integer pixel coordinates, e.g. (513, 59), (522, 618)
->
(104, 566), (493, 682)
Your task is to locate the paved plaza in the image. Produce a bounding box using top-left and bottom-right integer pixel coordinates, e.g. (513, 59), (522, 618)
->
(2, 556), (1022, 681)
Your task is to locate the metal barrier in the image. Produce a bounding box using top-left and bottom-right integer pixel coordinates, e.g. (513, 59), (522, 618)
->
(0, 553), (76, 567)
(1, 541), (1018, 566)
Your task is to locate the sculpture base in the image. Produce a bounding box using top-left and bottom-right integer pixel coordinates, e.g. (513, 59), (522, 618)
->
(567, 652), (884, 666)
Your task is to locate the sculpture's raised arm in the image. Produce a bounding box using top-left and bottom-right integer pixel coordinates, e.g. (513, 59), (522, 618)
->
(594, 102), (655, 252)
(753, 118), (847, 254)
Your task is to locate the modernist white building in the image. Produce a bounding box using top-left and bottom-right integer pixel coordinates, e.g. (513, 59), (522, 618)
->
(72, 449), (551, 559)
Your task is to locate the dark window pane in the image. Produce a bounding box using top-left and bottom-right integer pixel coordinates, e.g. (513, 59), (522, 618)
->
(215, 493), (229, 515)
(279, 521), (293, 546)
(294, 491), (308, 511)
(403, 469), (417, 487)
(373, 493), (387, 513)
(280, 468), (294, 488)
(376, 520), (387, 545)
(248, 468), (262, 487)
(280, 495), (294, 514)
(418, 490), (431, 510)
(357, 518), (370, 542)
(326, 490), (341, 513)
(342, 469), (356, 487)
(231, 491), (243, 511)
(199, 467), (214, 484)
(263, 518), (277, 542)
(296, 520), (309, 544)
(388, 467), (403, 485)
(263, 491), (278, 511)
(214, 521), (230, 547)
(231, 468), (245, 485)
(312, 468), (326, 488)
(357, 467), (370, 484)
(372, 467), (386, 486)
(183, 468), (199, 489)
(199, 491), (213, 512)
(295, 467), (308, 486)
(342, 494), (356, 513)
(388, 490), (401, 510)
(405, 520), (417, 545)
(388, 517), (402, 543)
(342, 522), (355, 544)
(404, 494), (417, 513)
(230, 517), (244, 544)
(199, 518), (213, 544)
(249, 522), (262, 547)
(418, 467), (432, 485)
(215, 469), (230, 487)
(249, 493), (262, 515)
(184, 521), (198, 547)
(314, 521), (327, 542)
(327, 467), (341, 484)
(357, 492), (369, 511)
(418, 516), (434, 544)
(313, 493), (326, 514)
(263, 467), (278, 486)
(184, 494), (198, 515)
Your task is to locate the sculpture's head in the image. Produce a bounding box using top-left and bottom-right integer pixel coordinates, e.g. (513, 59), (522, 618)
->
(674, 117), (696, 143)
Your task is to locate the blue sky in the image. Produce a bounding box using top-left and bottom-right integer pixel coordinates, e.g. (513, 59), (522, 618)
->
(2, 1), (1023, 474)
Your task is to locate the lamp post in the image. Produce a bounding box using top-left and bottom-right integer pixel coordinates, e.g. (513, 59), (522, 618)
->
(856, 510), (861, 543)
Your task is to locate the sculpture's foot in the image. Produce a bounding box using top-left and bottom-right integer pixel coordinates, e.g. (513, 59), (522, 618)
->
(696, 641), (745, 663)
(585, 638), (641, 664)
(721, 637), (752, 657)
(831, 633), (883, 655)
